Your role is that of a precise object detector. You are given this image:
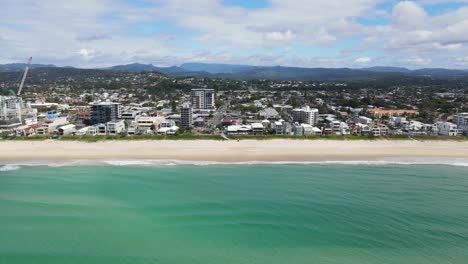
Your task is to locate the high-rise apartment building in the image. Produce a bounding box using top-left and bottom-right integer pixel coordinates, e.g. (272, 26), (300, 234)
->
(191, 89), (215, 110)
(89, 102), (121, 125)
(292, 106), (319, 125)
(180, 103), (193, 128)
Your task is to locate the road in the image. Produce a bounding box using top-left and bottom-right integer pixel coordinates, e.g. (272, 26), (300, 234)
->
(207, 100), (230, 131)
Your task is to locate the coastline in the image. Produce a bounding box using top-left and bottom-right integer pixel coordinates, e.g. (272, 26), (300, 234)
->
(0, 140), (467, 164)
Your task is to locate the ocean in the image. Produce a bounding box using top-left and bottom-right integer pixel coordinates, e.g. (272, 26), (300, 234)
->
(1, 163), (468, 264)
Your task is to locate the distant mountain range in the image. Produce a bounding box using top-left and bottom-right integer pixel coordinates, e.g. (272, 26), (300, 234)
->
(2, 62), (468, 80)
(0, 63), (57, 72)
(105, 63), (468, 79)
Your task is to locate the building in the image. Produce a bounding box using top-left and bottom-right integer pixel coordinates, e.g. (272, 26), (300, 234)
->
(226, 125), (253, 135)
(222, 117), (242, 127)
(453, 113), (468, 134)
(370, 124), (389, 136)
(340, 122), (350, 135)
(258, 108), (280, 120)
(180, 103), (193, 128)
(89, 102), (121, 125)
(121, 110), (142, 120)
(358, 116), (373, 125)
(58, 124), (76, 135)
(273, 121), (284, 135)
(96, 124), (107, 135)
(436, 121), (463, 136)
(107, 120), (125, 135)
(352, 123), (370, 135)
(329, 120), (341, 134)
(157, 120), (179, 135)
(136, 116), (165, 129)
(36, 116), (68, 135)
(0, 96), (22, 129)
(251, 123), (265, 135)
(292, 106), (319, 125)
(191, 89), (215, 110)
(368, 108), (419, 119)
(76, 126), (97, 136)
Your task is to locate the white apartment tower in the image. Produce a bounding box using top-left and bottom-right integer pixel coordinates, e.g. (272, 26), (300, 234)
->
(453, 113), (468, 132)
(292, 106), (319, 125)
(0, 96), (22, 128)
(191, 89), (215, 110)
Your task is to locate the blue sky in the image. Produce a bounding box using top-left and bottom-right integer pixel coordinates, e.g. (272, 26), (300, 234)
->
(0, 0), (468, 68)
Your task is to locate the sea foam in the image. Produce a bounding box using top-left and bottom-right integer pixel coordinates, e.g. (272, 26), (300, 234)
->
(0, 164), (21, 171)
(1, 157), (468, 169)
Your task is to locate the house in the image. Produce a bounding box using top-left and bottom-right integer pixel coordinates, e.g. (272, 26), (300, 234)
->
(15, 124), (37, 136)
(436, 121), (463, 136)
(368, 108), (419, 118)
(358, 116), (373, 125)
(352, 123), (370, 135)
(36, 126), (49, 135)
(258, 107), (280, 120)
(251, 123), (265, 135)
(58, 124), (76, 135)
(96, 124), (107, 135)
(121, 110), (142, 120)
(126, 121), (138, 135)
(107, 120), (125, 135)
(137, 116), (165, 129)
(37, 116), (68, 135)
(370, 124), (389, 136)
(222, 117), (242, 127)
(273, 121), (284, 135)
(340, 122), (350, 135)
(76, 126), (97, 136)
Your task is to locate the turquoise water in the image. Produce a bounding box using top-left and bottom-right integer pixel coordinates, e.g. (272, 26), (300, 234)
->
(1, 164), (468, 264)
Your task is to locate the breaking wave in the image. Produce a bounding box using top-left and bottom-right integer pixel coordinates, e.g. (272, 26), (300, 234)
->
(1, 158), (468, 169)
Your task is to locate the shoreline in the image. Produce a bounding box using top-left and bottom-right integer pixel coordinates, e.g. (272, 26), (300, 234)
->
(0, 140), (467, 164)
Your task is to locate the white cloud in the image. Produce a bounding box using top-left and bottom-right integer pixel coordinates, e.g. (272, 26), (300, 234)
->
(0, 0), (468, 68)
(403, 57), (432, 66)
(354, 57), (372, 63)
(79, 49), (96, 60)
(264, 30), (296, 42)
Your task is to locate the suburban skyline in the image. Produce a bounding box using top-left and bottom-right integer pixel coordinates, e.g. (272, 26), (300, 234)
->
(1, 0), (468, 69)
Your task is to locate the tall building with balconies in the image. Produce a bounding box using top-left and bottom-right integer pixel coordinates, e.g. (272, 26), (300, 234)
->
(292, 106), (319, 125)
(180, 103), (193, 128)
(89, 102), (121, 125)
(191, 89), (215, 110)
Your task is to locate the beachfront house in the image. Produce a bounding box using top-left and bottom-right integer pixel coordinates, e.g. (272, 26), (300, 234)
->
(107, 120), (125, 135)
(436, 121), (463, 136)
(58, 124), (76, 136)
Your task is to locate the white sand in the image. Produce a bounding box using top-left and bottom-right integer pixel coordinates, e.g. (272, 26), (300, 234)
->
(0, 140), (467, 163)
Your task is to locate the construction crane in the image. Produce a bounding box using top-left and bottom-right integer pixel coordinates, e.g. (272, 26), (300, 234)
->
(17, 57), (32, 96)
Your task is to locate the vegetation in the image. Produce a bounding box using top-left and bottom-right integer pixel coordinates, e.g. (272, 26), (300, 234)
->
(2, 133), (467, 142)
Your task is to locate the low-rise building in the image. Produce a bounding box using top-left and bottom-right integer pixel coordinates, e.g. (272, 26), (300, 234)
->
(453, 113), (468, 134)
(121, 110), (142, 120)
(58, 124), (76, 135)
(358, 116), (373, 125)
(137, 116), (165, 129)
(436, 121), (463, 136)
(107, 120), (125, 135)
(273, 121), (284, 135)
(370, 124), (389, 136)
(251, 123), (264, 135)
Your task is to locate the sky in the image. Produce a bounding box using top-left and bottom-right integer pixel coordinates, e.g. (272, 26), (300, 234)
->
(1, 0), (468, 69)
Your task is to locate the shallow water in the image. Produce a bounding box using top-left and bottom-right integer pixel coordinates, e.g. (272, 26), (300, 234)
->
(1, 164), (468, 263)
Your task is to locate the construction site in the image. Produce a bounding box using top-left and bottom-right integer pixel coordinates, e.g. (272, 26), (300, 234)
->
(0, 57), (37, 132)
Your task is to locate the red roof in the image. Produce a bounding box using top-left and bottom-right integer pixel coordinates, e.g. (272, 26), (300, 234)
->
(223, 117), (239, 122)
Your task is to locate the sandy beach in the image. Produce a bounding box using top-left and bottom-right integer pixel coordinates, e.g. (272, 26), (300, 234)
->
(0, 140), (467, 163)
